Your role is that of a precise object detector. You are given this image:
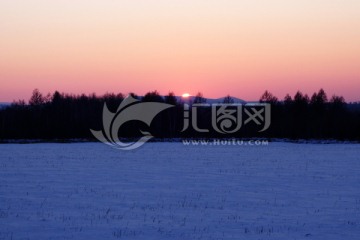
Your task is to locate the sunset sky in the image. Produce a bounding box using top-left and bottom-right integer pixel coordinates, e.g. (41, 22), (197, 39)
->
(0, 0), (359, 102)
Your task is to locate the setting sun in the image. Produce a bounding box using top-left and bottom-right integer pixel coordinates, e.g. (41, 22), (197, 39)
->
(182, 93), (191, 98)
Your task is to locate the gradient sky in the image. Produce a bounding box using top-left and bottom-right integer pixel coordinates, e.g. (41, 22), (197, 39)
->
(0, 0), (359, 102)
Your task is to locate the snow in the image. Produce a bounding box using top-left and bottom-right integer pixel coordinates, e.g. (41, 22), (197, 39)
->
(0, 142), (359, 239)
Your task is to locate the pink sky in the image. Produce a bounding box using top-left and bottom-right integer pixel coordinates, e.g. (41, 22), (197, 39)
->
(0, 0), (359, 102)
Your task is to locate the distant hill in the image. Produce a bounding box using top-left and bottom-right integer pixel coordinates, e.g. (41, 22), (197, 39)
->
(175, 96), (246, 104)
(0, 102), (10, 109)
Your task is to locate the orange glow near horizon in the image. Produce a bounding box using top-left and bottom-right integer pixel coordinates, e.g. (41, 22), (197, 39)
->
(0, 1), (360, 102)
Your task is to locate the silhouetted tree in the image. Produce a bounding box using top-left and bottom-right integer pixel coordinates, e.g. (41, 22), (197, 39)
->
(143, 90), (164, 102)
(223, 95), (234, 104)
(165, 92), (178, 105)
(260, 91), (278, 104)
(294, 91), (309, 105)
(11, 99), (26, 107)
(29, 89), (44, 106)
(330, 95), (345, 106)
(284, 94), (292, 105)
(129, 92), (139, 99)
(290, 91), (310, 138)
(308, 89), (329, 137)
(52, 91), (63, 104)
(163, 92), (179, 137)
(193, 92), (206, 104)
(310, 88), (328, 105)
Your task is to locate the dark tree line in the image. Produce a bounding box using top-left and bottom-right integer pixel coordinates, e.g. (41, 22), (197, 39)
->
(0, 89), (359, 140)
(259, 89), (360, 140)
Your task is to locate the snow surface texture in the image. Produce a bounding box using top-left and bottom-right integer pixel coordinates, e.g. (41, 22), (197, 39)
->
(0, 142), (359, 239)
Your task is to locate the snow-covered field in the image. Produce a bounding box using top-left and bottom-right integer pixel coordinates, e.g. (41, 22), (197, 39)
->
(0, 142), (359, 239)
